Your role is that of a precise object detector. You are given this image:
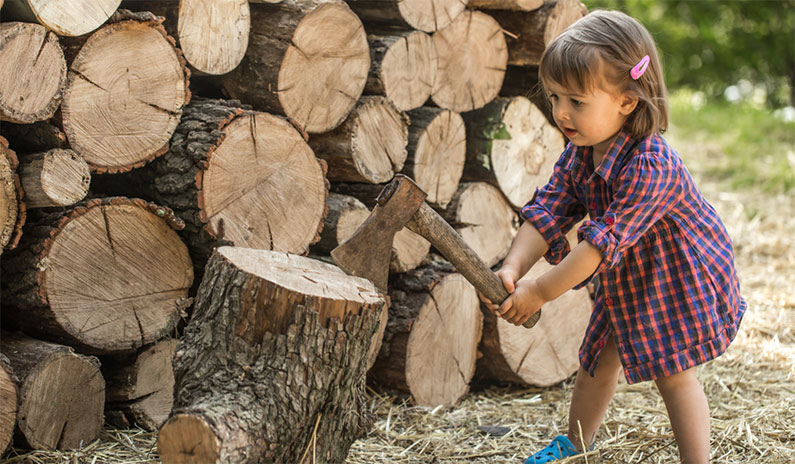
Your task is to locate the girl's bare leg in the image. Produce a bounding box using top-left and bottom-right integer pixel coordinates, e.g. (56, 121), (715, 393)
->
(567, 335), (622, 450)
(655, 368), (710, 463)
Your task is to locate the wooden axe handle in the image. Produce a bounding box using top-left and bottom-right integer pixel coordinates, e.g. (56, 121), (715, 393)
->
(407, 202), (541, 328)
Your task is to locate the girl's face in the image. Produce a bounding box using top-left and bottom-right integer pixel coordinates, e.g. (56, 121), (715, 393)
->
(545, 80), (638, 158)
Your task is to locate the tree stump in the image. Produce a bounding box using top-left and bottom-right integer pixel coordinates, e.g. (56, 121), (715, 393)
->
(0, 197), (193, 355)
(490, 0), (587, 66)
(61, 10), (190, 173)
(220, 0), (370, 133)
(103, 338), (177, 431)
(404, 107), (466, 208)
(346, 0), (469, 33)
(440, 182), (519, 268)
(0, 137), (24, 254)
(0, 353), (17, 455)
(0, 22), (66, 124)
(157, 247), (386, 464)
(0, 332), (104, 450)
(462, 96), (565, 209)
(477, 257), (592, 386)
(309, 96), (409, 184)
(17, 149), (90, 209)
(365, 31), (437, 112)
(1, 0), (121, 36)
(431, 10), (508, 112)
(370, 256), (483, 407)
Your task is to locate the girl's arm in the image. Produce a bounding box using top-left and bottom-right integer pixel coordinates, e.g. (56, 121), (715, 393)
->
(501, 221), (550, 280)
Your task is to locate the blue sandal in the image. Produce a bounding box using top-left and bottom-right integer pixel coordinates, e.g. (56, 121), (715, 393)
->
(524, 435), (580, 463)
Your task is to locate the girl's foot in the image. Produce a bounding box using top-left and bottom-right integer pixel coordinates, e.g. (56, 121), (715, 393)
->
(523, 435), (579, 463)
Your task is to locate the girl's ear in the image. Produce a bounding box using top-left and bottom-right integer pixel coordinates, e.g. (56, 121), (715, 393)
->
(619, 93), (639, 115)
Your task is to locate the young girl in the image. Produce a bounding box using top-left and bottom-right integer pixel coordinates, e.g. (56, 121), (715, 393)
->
(480, 10), (746, 464)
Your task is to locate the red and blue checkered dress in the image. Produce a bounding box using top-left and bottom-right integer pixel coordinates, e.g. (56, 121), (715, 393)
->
(521, 130), (746, 383)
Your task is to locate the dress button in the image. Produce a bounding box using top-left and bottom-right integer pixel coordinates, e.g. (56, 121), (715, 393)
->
(604, 216), (615, 225)
(605, 297), (614, 306)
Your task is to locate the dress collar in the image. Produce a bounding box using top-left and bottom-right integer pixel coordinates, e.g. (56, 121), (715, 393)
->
(570, 129), (638, 183)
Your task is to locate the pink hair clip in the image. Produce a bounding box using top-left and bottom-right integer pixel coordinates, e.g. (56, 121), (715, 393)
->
(630, 55), (650, 80)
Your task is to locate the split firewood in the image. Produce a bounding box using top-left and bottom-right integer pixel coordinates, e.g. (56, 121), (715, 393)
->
(468, 0), (544, 11)
(103, 339), (177, 431)
(90, 97), (328, 282)
(0, 332), (104, 450)
(17, 149), (90, 209)
(60, 10), (190, 173)
(310, 96), (408, 184)
(490, 0), (587, 67)
(313, 192), (430, 273)
(404, 107), (466, 208)
(431, 10), (508, 112)
(0, 137), (24, 253)
(0, 121), (69, 154)
(0, 197), (193, 355)
(462, 96), (565, 209)
(370, 256), (483, 407)
(0, 22), (66, 124)
(0, 353), (17, 455)
(440, 182), (519, 268)
(365, 31), (437, 112)
(220, 0), (369, 133)
(158, 247), (386, 464)
(346, 0), (468, 33)
(0, 0), (121, 36)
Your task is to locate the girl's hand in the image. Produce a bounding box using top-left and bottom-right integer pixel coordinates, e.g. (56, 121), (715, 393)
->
(478, 266), (520, 315)
(497, 279), (547, 326)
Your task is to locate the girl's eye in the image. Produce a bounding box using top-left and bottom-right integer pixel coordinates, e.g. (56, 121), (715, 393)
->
(548, 94), (558, 101)
(571, 99), (583, 106)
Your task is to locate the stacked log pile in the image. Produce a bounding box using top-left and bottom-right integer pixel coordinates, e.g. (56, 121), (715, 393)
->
(0, 0), (589, 460)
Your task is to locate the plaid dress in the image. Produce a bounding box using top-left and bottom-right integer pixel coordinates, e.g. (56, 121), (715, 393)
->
(521, 130), (746, 383)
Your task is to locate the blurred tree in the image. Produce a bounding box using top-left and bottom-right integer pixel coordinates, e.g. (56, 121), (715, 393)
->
(583, 0), (795, 107)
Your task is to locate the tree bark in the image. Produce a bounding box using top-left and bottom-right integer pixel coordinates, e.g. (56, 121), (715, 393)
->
(370, 256), (483, 407)
(462, 96), (565, 209)
(0, 22), (66, 124)
(103, 338), (178, 431)
(468, 0), (544, 11)
(490, 0), (587, 66)
(0, 137), (24, 253)
(17, 149), (90, 208)
(219, 0), (369, 133)
(364, 31), (437, 112)
(61, 10), (190, 173)
(158, 247), (386, 464)
(310, 96), (408, 184)
(0, 197), (193, 355)
(476, 255), (592, 386)
(0, 121), (69, 154)
(0, 353), (17, 455)
(404, 107), (466, 208)
(430, 10), (508, 112)
(439, 182), (519, 267)
(345, 0), (468, 33)
(1, 0), (121, 36)
(0, 332), (104, 450)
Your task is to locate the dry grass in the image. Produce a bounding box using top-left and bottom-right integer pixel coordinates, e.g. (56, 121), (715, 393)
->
(3, 164), (793, 463)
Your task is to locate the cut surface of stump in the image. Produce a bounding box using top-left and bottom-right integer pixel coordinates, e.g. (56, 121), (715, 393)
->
(0, 332), (104, 450)
(61, 15), (189, 173)
(347, 0), (468, 32)
(468, 0), (544, 10)
(18, 149), (90, 208)
(310, 96), (408, 184)
(366, 31), (437, 112)
(431, 10), (507, 112)
(0, 138), (23, 253)
(372, 260), (482, 406)
(441, 182), (519, 267)
(0, 353), (17, 455)
(0, 22), (66, 124)
(159, 247), (386, 463)
(1, 198), (193, 354)
(405, 107), (466, 208)
(2, 0), (121, 36)
(178, 0), (250, 74)
(464, 96), (565, 209)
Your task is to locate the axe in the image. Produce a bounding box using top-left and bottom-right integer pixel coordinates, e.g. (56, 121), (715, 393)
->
(331, 174), (540, 328)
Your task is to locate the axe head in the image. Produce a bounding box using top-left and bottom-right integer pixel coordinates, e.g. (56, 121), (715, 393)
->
(331, 175), (427, 291)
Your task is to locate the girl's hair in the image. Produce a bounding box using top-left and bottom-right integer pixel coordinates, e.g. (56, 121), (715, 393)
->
(539, 10), (668, 138)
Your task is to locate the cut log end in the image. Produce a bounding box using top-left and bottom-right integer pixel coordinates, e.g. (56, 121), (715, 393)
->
(380, 31), (437, 111)
(158, 413), (222, 464)
(19, 149), (90, 209)
(0, 354), (16, 455)
(178, 0), (250, 74)
(399, 0), (468, 32)
(0, 139), (22, 252)
(352, 97), (408, 182)
(410, 108), (466, 208)
(6, 0), (121, 36)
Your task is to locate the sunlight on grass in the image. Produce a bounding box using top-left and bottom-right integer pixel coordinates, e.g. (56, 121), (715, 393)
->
(668, 89), (795, 192)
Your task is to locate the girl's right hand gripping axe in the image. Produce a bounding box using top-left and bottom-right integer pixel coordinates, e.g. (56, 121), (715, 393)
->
(331, 174), (540, 329)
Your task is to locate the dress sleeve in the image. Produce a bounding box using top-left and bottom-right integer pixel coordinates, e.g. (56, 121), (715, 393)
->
(577, 152), (684, 279)
(520, 148), (587, 264)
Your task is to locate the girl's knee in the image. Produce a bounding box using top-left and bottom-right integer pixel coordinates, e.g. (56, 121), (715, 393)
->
(654, 368), (702, 395)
